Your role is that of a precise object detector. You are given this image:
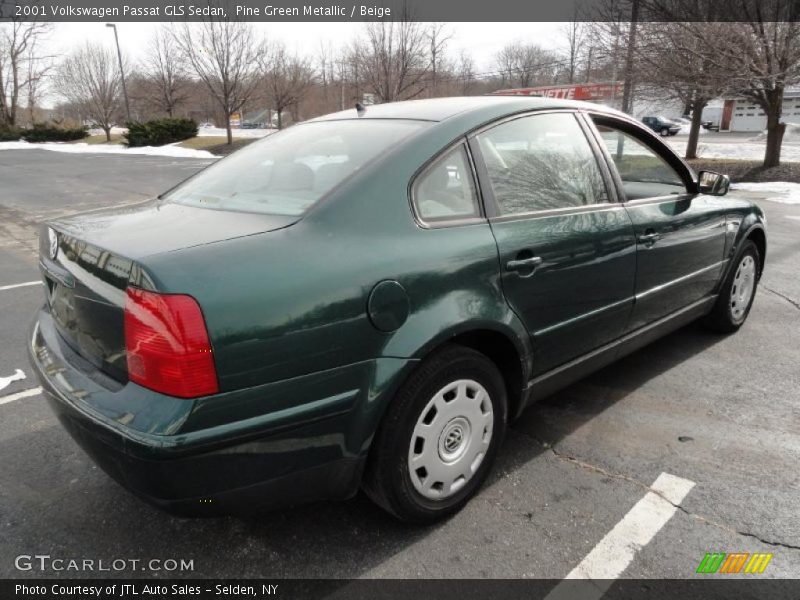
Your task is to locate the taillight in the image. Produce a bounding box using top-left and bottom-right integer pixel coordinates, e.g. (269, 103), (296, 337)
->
(124, 287), (219, 398)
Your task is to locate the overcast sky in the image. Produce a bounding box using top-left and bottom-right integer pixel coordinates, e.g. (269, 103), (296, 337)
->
(49, 21), (568, 74)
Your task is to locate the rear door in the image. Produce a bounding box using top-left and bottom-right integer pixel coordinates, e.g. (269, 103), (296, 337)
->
(587, 115), (727, 332)
(471, 111), (637, 376)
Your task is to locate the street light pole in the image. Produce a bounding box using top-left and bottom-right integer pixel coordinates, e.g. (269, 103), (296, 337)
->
(106, 23), (131, 122)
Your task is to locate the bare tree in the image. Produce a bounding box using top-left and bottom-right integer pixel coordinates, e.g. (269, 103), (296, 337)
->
(0, 21), (51, 127)
(426, 23), (452, 96)
(141, 26), (189, 118)
(495, 42), (558, 88)
(261, 43), (315, 129)
(174, 21), (266, 144)
(562, 21), (586, 84)
(456, 50), (477, 95)
(357, 19), (428, 103)
(644, 0), (800, 167)
(54, 43), (123, 141)
(636, 22), (733, 159)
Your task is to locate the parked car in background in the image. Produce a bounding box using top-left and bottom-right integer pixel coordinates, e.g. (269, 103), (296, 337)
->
(642, 115), (681, 136)
(30, 97), (766, 524)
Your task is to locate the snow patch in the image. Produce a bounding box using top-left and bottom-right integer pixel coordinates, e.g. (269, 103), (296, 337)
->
(748, 122), (800, 143)
(731, 181), (800, 205)
(677, 124), (708, 135)
(667, 139), (800, 162)
(0, 140), (217, 159)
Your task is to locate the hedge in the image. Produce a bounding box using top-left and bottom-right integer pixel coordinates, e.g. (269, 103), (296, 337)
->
(124, 118), (198, 147)
(0, 128), (22, 141)
(21, 124), (88, 142)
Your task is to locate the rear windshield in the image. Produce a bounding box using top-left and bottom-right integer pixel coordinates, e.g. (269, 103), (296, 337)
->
(165, 119), (428, 216)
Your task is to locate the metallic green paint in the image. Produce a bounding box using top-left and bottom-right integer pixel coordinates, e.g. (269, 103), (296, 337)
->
(29, 97), (766, 513)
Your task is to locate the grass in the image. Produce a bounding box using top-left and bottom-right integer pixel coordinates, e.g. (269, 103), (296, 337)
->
(176, 136), (229, 150)
(73, 134), (124, 145)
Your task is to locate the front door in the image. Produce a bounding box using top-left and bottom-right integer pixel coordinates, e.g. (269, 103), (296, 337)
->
(472, 112), (637, 376)
(589, 116), (727, 332)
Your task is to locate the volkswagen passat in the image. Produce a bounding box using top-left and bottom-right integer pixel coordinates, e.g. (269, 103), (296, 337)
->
(30, 97), (766, 523)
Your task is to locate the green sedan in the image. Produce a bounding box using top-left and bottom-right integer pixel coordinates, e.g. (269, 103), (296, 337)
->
(29, 97), (766, 523)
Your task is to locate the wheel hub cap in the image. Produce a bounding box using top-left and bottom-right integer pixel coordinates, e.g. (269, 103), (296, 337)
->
(408, 379), (494, 500)
(730, 255), (756, 322)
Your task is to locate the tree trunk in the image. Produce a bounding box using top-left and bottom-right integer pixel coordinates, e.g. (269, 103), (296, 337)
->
(277, 109), (283, 130)
(685, 97), (707, 160)
(104, 126), (111, 142)
(763, 103), (785, 168)
(225, 111), (233, 145)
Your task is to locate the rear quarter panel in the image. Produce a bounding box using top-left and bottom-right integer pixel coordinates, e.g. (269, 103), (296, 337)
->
(138, 118), (529, 394)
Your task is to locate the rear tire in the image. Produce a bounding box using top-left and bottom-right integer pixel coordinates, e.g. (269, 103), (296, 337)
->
(363, 344), (507, 524)
(705, 241), (760, 333)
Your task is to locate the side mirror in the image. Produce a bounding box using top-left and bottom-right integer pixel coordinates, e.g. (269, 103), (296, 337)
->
(698, 170), (730, 196)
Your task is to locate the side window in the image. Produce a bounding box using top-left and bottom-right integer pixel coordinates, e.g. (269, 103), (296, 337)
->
(594, 123), (686, 200)
(475, 112), (608, 216)
(413, 144), (480, 223)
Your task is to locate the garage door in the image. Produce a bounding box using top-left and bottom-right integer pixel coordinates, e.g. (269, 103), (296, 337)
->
(730, 99), (765, 132)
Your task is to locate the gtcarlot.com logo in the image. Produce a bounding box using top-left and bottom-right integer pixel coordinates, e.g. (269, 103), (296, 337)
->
(15, 554), (195, 572)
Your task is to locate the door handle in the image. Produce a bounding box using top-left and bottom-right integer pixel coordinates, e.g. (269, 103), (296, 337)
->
(506, 256), (543, 272)
(638, 231), (661, 245)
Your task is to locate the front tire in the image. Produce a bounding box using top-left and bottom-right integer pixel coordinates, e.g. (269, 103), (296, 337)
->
(363, 344), (507, 524)
(660, 127), (670, 137)
(705, 241), (760, 333)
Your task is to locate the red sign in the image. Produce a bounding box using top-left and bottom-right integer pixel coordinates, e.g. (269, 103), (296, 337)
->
(493, 83), (622, 102)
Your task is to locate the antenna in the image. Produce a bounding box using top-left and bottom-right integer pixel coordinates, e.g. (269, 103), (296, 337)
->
(355, 102), (366, 116)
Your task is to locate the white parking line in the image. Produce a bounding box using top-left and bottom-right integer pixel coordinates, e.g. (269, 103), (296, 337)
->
(0, 280), (41, 292)
(0, 387), (42, 406)
(545, 472), (695, 600)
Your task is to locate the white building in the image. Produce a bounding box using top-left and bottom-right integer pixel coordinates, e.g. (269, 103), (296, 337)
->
(704, 88), (800, 132)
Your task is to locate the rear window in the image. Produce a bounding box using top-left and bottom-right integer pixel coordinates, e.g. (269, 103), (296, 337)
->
(166, 119), (428, 216)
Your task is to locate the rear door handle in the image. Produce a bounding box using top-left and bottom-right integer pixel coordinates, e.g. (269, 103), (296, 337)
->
(506, 256), (543, 272)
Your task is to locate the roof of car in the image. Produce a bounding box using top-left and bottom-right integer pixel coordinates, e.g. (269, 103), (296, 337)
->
(309, 96), (623, 124)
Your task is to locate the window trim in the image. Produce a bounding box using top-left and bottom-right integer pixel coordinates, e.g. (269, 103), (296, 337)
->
(468, 109), (617, 220)
(408, 138), (487, 229)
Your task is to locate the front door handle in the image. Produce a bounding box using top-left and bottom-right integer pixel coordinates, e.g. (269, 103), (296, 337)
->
(506, 256), (543, 272)
(638, 231), (661, 245)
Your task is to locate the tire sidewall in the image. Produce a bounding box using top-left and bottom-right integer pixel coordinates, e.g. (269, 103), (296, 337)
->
(725, 242), (760, 326)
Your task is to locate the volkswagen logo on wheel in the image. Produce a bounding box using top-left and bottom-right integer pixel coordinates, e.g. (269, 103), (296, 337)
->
(47, 227), (58, 260)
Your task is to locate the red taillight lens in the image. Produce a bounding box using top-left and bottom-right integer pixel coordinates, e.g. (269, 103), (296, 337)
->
(124, 287), (219, 398)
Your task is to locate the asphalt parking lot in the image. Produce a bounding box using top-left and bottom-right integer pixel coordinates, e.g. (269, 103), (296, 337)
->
(0, 149), (798, 580)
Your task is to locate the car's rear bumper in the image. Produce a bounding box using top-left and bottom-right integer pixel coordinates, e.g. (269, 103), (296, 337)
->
(29, 306), (414, 515)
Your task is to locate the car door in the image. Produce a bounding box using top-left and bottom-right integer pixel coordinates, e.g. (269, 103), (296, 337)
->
(471, 111), (637, 376)
(587, 115), (727, 332)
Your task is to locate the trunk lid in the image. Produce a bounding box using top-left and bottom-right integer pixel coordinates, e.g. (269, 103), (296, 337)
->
(41, 200), (297, 382)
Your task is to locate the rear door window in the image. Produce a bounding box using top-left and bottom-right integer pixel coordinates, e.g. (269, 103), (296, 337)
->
(475, 112), (609, 216)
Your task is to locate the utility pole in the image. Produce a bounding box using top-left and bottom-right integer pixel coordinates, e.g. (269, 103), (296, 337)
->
(106, 23), (131, 122)
(620, 0), (640, 115)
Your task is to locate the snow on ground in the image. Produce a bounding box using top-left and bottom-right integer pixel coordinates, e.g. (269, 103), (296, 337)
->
(88, 126), (128, 136)
(197, 126), (275, 138)
(677, 124), (708, 135)
(731, 181), (800, 205)
(0, 140), (216, 159)
(667, 139), (800, 162)
(748, 122), (800, 143)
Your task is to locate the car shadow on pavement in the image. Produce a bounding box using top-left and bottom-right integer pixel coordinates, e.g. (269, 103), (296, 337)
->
(0, 322), (728, 580)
